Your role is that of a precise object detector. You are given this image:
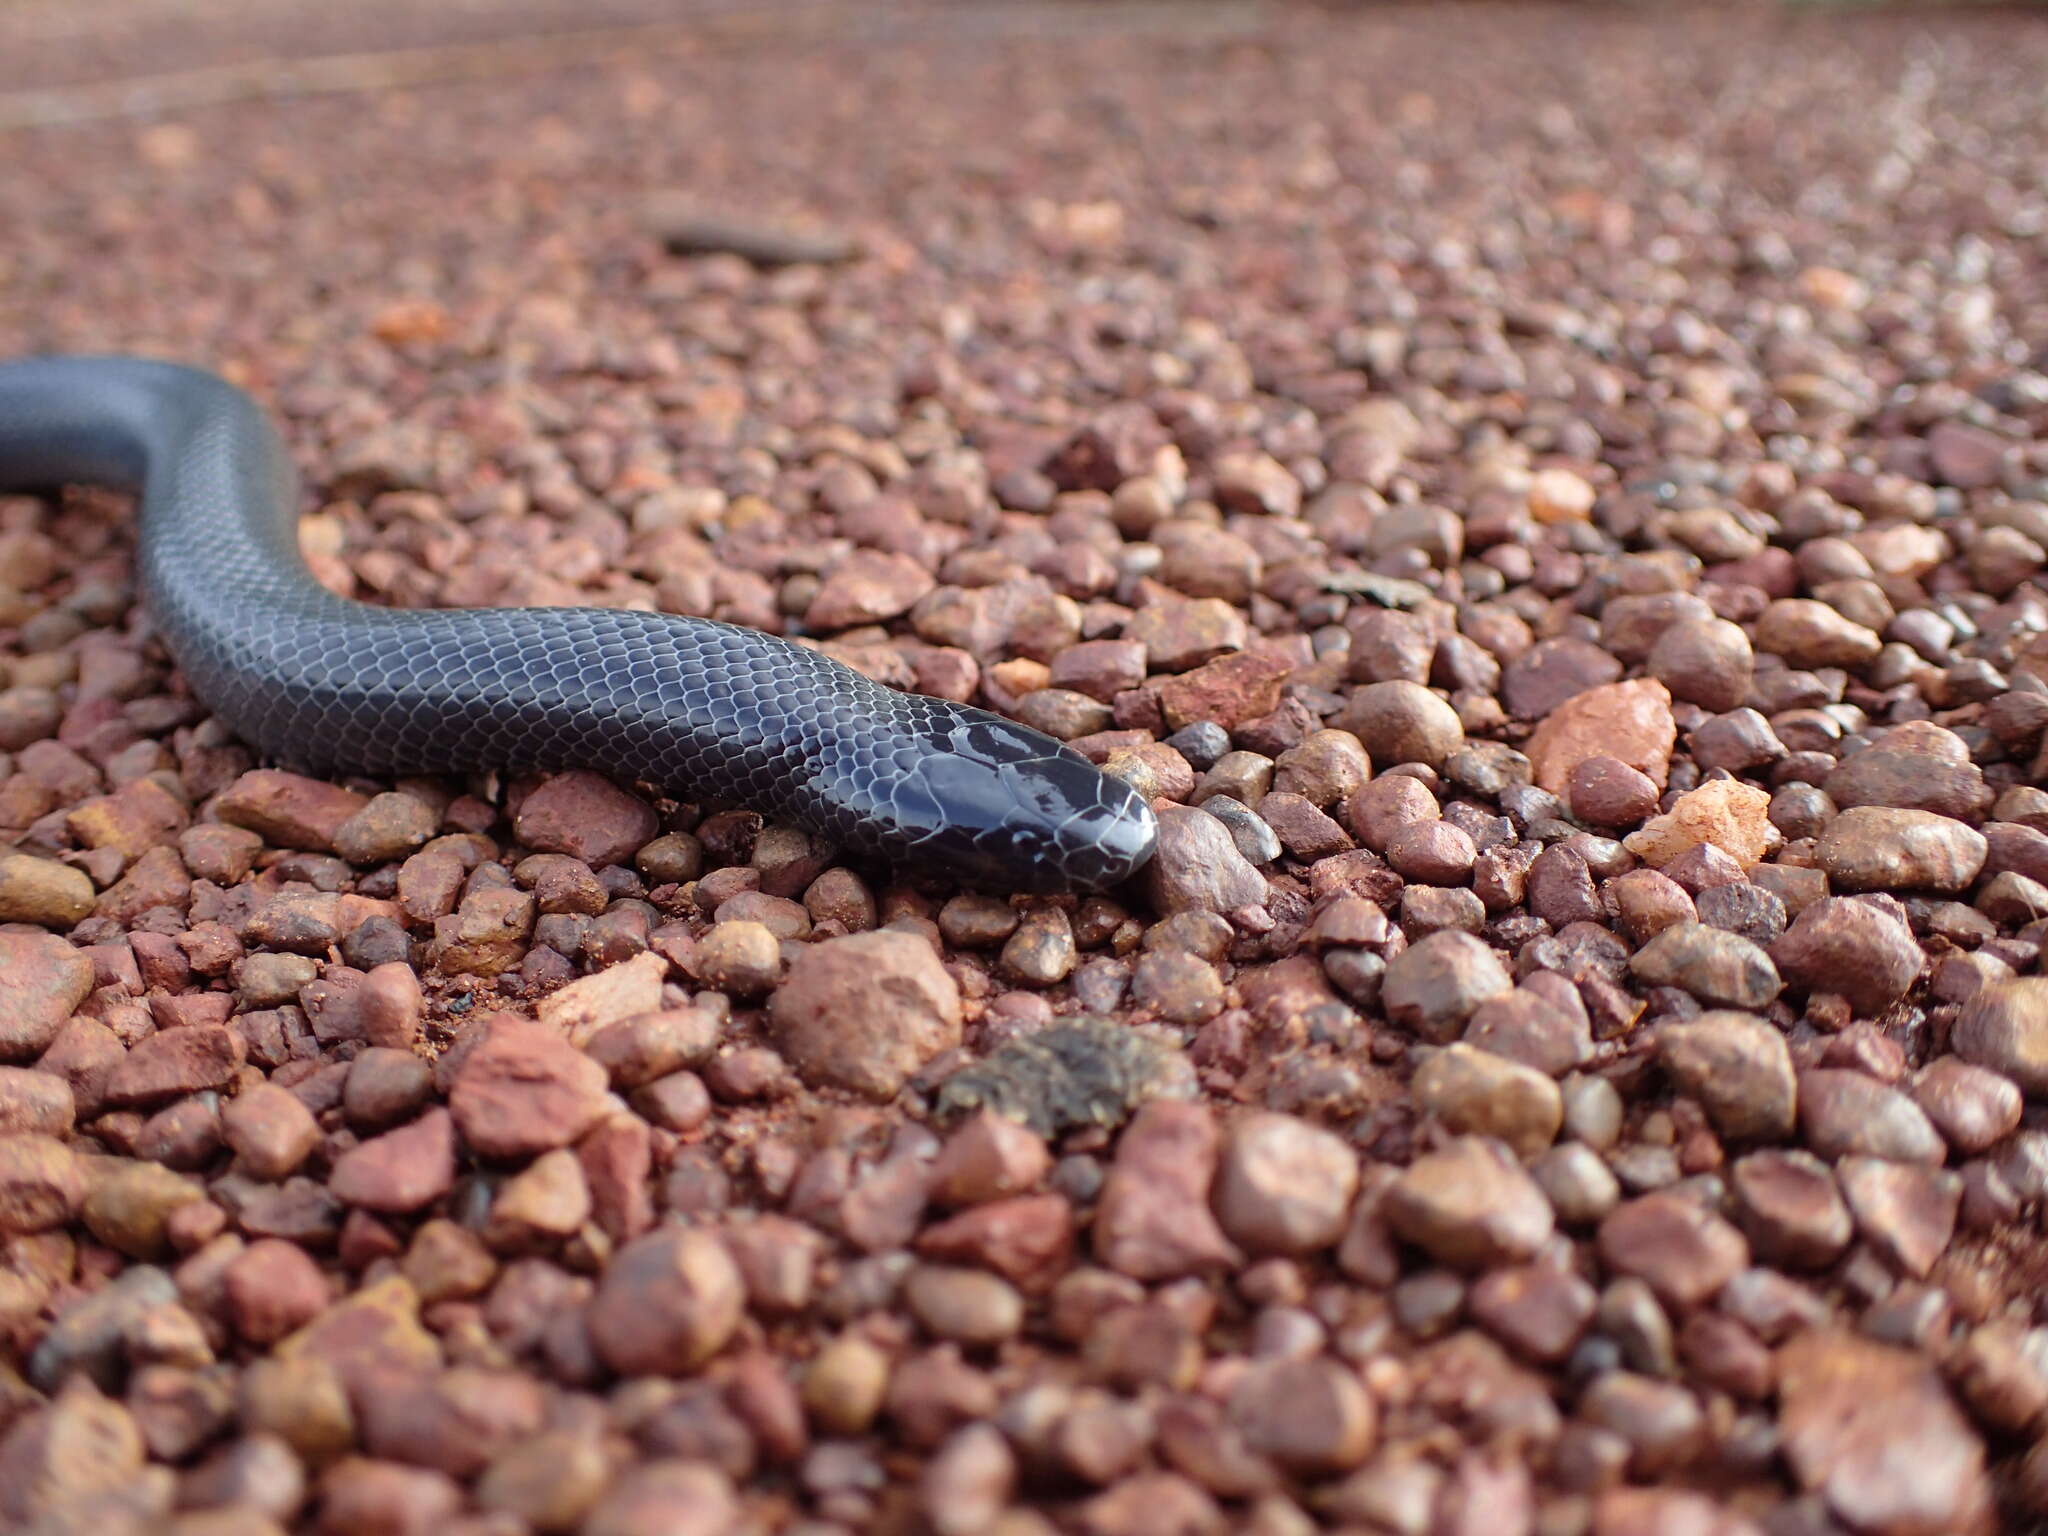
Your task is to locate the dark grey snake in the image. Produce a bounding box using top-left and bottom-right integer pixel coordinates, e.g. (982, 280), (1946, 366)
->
(0, 357), (1159, 892)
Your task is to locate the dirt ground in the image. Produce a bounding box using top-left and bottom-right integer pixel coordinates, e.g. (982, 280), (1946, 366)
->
(4, 2), (2048, 1533)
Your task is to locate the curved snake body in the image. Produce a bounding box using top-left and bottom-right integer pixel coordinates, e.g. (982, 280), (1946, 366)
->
(0, 358), (1159, 892)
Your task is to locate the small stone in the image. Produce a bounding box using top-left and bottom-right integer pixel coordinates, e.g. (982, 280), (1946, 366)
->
(1382, 931), (1512, 1043)
(105, 1025), (246, 1107)
(1628, 923), (1781, 1010)
(1938, 977), (2048, 1106)
(0, 854), (94, 926)
(1212, 1112), (1360, 1255)
(1568, 758), (1660, 831)
(535, 950), (667, 1043)
(1384, 1137), (1555, 1270)
(689, 919), (783, 995)
(82, 1161), (203, 1257)
(224, 1240), (330, 1344)
(1335, 681), (1464, 770)
(1837, 1157), (1961, 1279)
(769, 930), (962, 1099)
(1624, 780), (1774, 869)
(1002, 907), (1078, 987)
(0, 1067), (71, 1137)
(1912, 1058), (2022, 1151)
(1797, 1069), (1945, 1165)
(1730, 1150), (1853, 1270)
(1143, 804), (1268, 915)
(806, 549), (936, 630)
(1771, 897), (1921, 1015)
(1470, 1263), (1597, 1364)
(904, 1265), (1025, 1346)
(1525, 679), (1676, 795)
(1411, 1044), (1563, 1158)
(1656, 1011), (1796, 1141)
(1819, 806), (1986, 893)
(328, 1108), (457, 1213)
(0, 931), (95, 1060)
(1153, 651), (1293, 733)
(215, 770), (367, 853)
(512, 772), (657, 868)
(0, 1133), (84, 1233)
(1597, 1193), (1748, 1310)
(1824, 723), (1992, 822)
(1228, 1357), (1377, 1475)
(922, 1423), (1016, 1536)
(221, 1082), (321, 1181)
(1093, 1101), (1241, 1280)
(1754, 599), (1883, 669)
(475, 1427), (609, 1532)
(586, 1228), (744, 1376)
(1777, 1331), (1991, 1534)
(449, 1020), (610, 1158)
(581, 1460), (737, 1536)
(332, 793), (437, 867)
(1647, 618), (1754, 713)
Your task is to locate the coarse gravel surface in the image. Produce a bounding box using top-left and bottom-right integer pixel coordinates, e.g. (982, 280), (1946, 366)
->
(4, 2), (2048, 1533)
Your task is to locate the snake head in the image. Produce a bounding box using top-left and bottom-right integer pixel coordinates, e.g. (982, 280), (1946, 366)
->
(878, 713), (1160, 894)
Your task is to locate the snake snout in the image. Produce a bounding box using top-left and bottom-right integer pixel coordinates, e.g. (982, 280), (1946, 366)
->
(900, 715), (1160, 893)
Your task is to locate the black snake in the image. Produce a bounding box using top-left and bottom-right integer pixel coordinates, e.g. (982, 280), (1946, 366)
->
(0, 357), (1159, 892)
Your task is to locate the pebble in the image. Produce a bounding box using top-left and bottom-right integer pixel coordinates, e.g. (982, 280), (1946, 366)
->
(0, 1066), (72, 1137)
(1524, 678), (1675, 796)
(1382, 931), (1513, 1043)
(1729, 1149), (1853, 1270)
(221, 1082), (322, 1181)
(1777, 1331), (1991, 1533)
(904, 1265), (1025, 1346)
(1628, 923), (1782, 1010)
(582, 1459), (738, 1536)
(82, 1161), (203, 1258)
(512, 771), (657, 868)
(1142, 805), (1269, 915)
(327, 1108), (456, 1213)
(0, 852), (94, 926)
(1753, 599), (1883, 669)
(1837, 1157), (1960, 1278)
(1910, 1058), (2021, 1151)
(1568, 757), (1659, 831)
(1336, 681), (1465, 770)
(1647, 617), (1753, 712)
(768, 929), (962, 1098)
(0, 930), (95, 1060)
(1093, 1101), (1240, 1280)
(332, 792), (437, 866)
(1211, 1112), (1360, 1255)
(1656, 1010), (1796, 1142)
(1624, 780), (1775, 870)
(450, 1020), (609, 1158)
(1470, 1262), (1596, 1363)
(1596, 1193), (1748, 1310)
(1227, 1357), (1377, 1475)
(1796, 1069), (1945, 1165)
(215, 770), (366, 853)
(1770, 897), (1921, 1015)
(1824, 723), (1991, 822)
(1817, 806), (1987, 893)
(586, 1227), (744, 1375)
(1949, 976), (2048, 1094)
(0, 1132), (85, 1233)
(1383, 1137), (1555, 1270)
(105, 1025), (247, 1107)
(1411, 1043), (1562, 1158)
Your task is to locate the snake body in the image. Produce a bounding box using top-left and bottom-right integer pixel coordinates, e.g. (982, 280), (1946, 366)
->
(0, 358), (1159, 892)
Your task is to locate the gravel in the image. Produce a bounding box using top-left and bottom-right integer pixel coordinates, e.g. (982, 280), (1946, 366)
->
(5, 0), (2048, 1528)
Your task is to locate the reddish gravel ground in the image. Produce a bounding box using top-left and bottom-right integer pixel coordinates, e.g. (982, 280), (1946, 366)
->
(6, 2), (2048, 1533)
